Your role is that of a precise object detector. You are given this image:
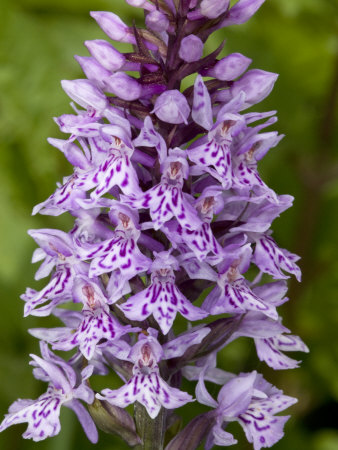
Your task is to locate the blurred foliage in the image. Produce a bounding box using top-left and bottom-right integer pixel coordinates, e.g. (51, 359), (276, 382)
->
(0, 0), (337, 449)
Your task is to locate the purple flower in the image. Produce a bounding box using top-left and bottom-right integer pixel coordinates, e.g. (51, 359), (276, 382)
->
(253, 234), (301, 281)
(132, 115), (166, 164)
(32, 139), (96, 216)
(188, 76), (245, 188)
(78, 204), (152, 301)
(89, 124), (142, 199)
(231, 127), (283, 204)
(218, 193), (293, 234)
(90, 11), (135, 43)
(203, 245), (278, 319)
(231, 69), (279, 107)
(75, 56), (112, 89)
(23, 229), (88, 316)
(97, 330), (194, 418)
(255, 333), (309, 370)
(106, 72), (142, 101)
(196, 371), (297, 450)
(30, 277), (137, 360)
(122, 148), (202, 230)
(164, 186), (224, 261)
(227, 313), (309, 370)
(0, 344), (98, 442)
(119, 251), (208, 334)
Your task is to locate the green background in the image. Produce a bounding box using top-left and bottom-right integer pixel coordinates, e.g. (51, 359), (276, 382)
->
(0, 0), (338, 448)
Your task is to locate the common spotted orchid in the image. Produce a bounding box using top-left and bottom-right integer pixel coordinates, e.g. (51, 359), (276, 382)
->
(1, 1), (307, 449)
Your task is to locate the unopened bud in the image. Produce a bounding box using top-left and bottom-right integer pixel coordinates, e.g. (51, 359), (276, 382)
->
(221, 0), (266, 27)
(106, 73), (142, 101)
(230, 69), (278, 105)
(85, 40), (126, 72)
(200, 0), (230, 19)
(90, 11), (135, 43)
(207, 53), (252, 81)
(61, 79), (108, 110)
(74, 56), (111, 89)
(88, 398), (141, 447)
(153, 90), (190, 124)
(146, 10), (169, 32)
(179, 35), (204, 62)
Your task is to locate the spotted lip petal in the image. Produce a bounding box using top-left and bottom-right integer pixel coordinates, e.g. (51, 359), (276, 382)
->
(253, 235), (301, 281)
(98, 371), (193, 419)
(0, 389), (63, 442)
(97, 332), (194, 418)
(188, 111), (245, 189)
(24, 267), (75, 317)
(0, 347), (97, 443)
(32, 174), (93, 216)
(119, 276), (208, 334)
(122, 182), (202, 231)
(164, 221), (223, 262)
(255, 333), (309, 370)
(88, 234), (151, 278)
(196, 371), (297, 450)
(203, 277), (278, 320)
(52, 309), (135, 360)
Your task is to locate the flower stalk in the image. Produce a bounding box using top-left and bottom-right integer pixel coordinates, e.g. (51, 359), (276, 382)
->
(134, 402), (166, 450)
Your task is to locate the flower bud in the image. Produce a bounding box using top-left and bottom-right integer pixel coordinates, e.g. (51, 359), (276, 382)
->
(221, 0), (266, 26)
(88, 398), (141, 447)
(179, 35), (204, 63)
(230, 69), (278, 105)
(126, 0), (155, 11)
(106, 72), (142, 101)
(61, 79), (108, 110)
(90, 11), (135, 43)
(208, 53), (252, 81)
(74, 56), (111, 89)
(125, 0), (146, 5)
(84, 40), (125, 72)
(152, 90), (190, 124)
(145, 10), (169, 32)
(200, 0), (230, 19)
(165, 413), (216, 450)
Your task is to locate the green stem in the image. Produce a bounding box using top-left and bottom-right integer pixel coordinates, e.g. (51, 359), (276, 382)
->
(134, 402), (166, 450)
